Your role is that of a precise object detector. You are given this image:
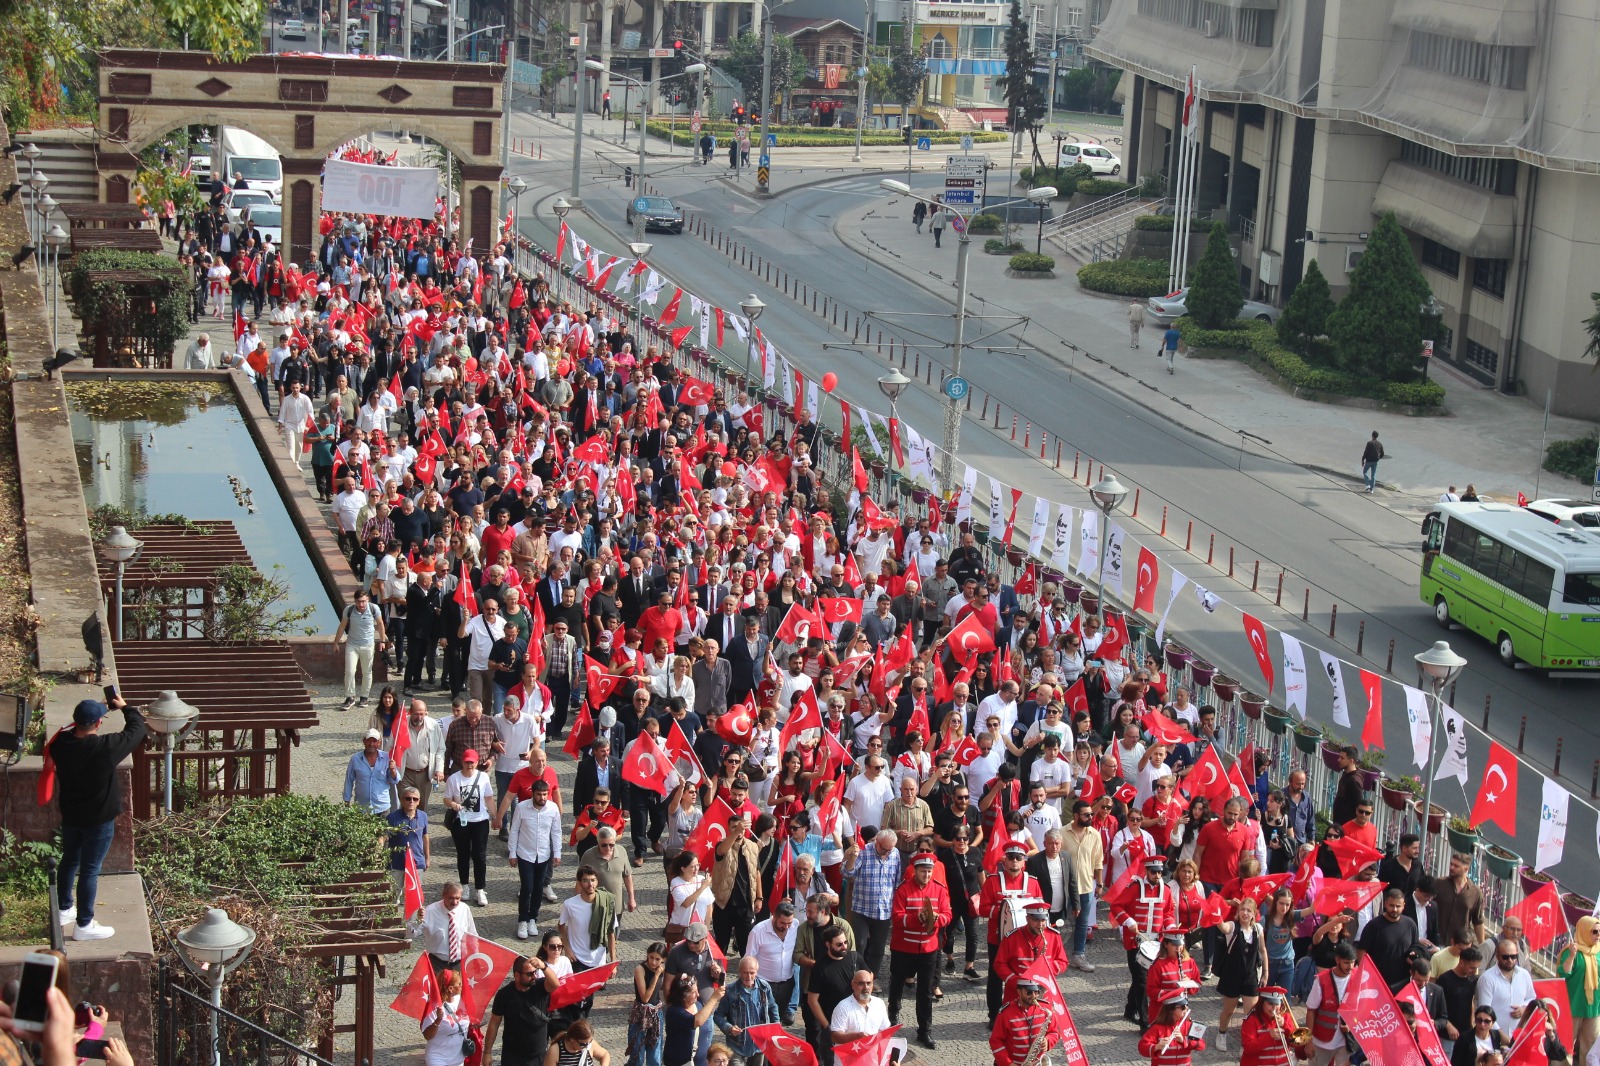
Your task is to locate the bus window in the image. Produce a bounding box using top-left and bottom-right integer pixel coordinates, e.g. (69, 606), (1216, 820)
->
(1422, 512), (1443, 552)
(1563, 572), (1600, 606)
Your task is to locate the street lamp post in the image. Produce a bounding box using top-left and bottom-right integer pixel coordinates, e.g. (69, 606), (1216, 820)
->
(740, 294), (766, 391)
(98, 526), (144, 642)
(44, 224), (68, 350)
(1414, 640), (1468, 863)
(143, 690), (200, 813)
(506, 175), (527, 220)
(176, 908), (257, 1066)
(1089, 475), (1128, 608)
(26, 172), (49, 248)
(569, 24), (589, 205)
(853, 0), (872, 164)
(877, 179), (1055, 486)
(585, 61), (704, 191)
(552, 198), (572, 296)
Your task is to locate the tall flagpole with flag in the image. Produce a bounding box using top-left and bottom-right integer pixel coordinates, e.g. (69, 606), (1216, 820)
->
(1171, 67), (1202, 291)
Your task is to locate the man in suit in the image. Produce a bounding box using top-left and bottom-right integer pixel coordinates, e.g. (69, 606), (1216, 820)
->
(403, 569), (444, 692)
(572, 736), (624, 812)
(618, 556), (660, 628)
(725, 615), (769, 707)
(538, 618), (581, 739)
(987, 573), (1019, 633)
(1000, 609), (1034, 654)
(535, 560), (569, 618)
(708, 596), (745, 654)
(693, 565), (730, 615)
(1025, 829), (1077, 931)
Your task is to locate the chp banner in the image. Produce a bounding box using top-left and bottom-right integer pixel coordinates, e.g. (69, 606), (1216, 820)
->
(320, 158), (442, 220)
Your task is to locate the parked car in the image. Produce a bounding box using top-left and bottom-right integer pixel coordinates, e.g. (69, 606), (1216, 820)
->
(244, 204), (282, 247)
(1526, 498), (1600, 531)
(626, 195), (685, 234)
(1145, 288), (1281, 326)
(281, 18), (307, 39)
(1058, 142), (1122, 175)
(225, 190), (274, 225)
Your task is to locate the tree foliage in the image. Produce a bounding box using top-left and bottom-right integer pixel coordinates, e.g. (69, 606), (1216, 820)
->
(1277, 258), (1335, 356)
(1325, 212), (1433, 382)
(1185, 222), (1243, 328)
(722, 31), (808, 118)
(997, 0), (1048, 166)
(1060, 66), (1121, 112)
(1582, 292), (1600, 364)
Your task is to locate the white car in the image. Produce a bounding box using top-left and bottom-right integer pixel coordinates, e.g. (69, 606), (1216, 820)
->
(243, 204), (282, 247)
(1145, 287), (1281, 326)
(1526, 498), (1600, 531)
(225, 190), (274, 225)
(281, 18), (307, 40)
(1059, 142), (1122, 175)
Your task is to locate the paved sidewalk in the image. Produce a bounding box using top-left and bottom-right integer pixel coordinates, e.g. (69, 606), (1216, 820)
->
(832, 188), (1596, 508)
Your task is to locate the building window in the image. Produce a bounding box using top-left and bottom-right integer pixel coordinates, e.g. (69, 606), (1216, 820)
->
(1420, 239), (1461, 278)
(1405, 31), (1529, 90)
(1473, 257), (1509, 298)
(1462, 339), (1500, 376)
(1237, 9), (1274, 46)
(1399, 140), (1516, 195)
(823, 42), (849, 65)
(1135, 0), (1270, 44)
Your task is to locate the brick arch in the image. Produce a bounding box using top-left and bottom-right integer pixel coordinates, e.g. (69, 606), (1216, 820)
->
(98, 48), (505, 263)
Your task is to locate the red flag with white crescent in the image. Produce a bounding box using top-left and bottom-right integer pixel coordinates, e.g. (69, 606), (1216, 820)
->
(389, 954), (446, 1021)
(1133, 546), (1160, 613)
(681, 797), (738, 870)
(1469, 740), (1519, 834)
(1359, 669), (1385, 750)
(1506, 881), (1568, 951)
(401, 847), (425, 920)
(621, 731), (673, 796)
(1241, 612), (1274, 695)
(746, 1024), (819, 1066)
(547, 961), (618, 1012)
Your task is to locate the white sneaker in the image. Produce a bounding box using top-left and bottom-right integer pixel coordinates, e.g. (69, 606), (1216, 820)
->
(475, 889), (488, 907)
(516, 921), (529, 940)
(543, 886), (558, 903)
(73, 920), (115, 941)
(56, 908), (74, 929)
(1070, 954), (1096, 973)
(1216, 1032), (1228, 1053)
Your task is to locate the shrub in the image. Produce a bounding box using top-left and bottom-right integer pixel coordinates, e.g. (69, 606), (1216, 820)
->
(1545, 433), (1599, 482)
(1186, 222), (1244, 328)
(967, 213), (1004, 235)
(1134, 214), (1175, 231)
(984, 238), (1024, 253)
(1222, 321), (1446, 407)
(1009, 253), (1056, 272)
(1076, 178), (1130, 198)
(1077, 258), (1170, 297)
(1326, 212), (1432, 382)
(1022, 163), (1090, 196)
(1176, 318), (1269, 350)
(1140, 171), (1168, 197)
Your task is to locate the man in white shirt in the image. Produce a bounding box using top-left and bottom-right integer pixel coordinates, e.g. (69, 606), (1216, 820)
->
(1475, 939), (1536, 1036)
(845, 756), (896, 832)
(1022, 783), (1062, 849)
(1029, 736), (1074, 814)
(459, 600), (508, 710)
(398, 697), (446, 806)
(333, 477), (368, 564)
(492, 698), (538, 826)
(277, 380), (314, 469)
(830, 970), (892, 1042)
(421, 882), (478, 975)
(745, 902), (800, 1025)
(558, 865), (615, 970)
(507, 777), (562, 939)
(1108, 807), (1157, 885)
(965, 729), (1004, 804)
(977, 681), (1021, 739)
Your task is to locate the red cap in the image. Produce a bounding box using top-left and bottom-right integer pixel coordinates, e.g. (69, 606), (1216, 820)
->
(462, 749), (480, 763)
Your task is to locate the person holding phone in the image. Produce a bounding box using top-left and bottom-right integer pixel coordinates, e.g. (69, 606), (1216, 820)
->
(49, 692), (147, 941)
(1, 976), (135, 1065)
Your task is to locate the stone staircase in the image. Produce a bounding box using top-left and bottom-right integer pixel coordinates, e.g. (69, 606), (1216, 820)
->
(931, 107), (979, 132)
(1045, 194), (1160, 265)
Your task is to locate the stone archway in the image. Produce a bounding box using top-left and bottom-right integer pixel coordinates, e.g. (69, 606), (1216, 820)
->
(97, 49), (505, 263)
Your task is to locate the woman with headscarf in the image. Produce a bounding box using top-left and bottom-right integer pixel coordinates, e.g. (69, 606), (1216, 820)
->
(1559, 915), (1600, 1063)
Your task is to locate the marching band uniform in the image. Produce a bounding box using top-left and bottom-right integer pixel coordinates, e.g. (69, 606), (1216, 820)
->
(1111, 857), (1177, 1026)
(1145, 928), (1203, 1018)
(981, 843), (1044, 1021)
(994, 902), (1070, 986)
(1139, 992), (1207, 1066)
(992, 978), (1060, 1066)
(888, 855), (951, 1050)
(1240, 988), (1298, 1066)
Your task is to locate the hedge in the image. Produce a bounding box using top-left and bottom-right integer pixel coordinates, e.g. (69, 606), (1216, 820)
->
(1545, 433), (1599, 481)
(1077, 258), (1170, 297)
(1009, 253), (1056, 272)
(984, 238), (1024, 254)
(642, 121), (1006, 148)
(1133, 214), (1211, 232)
(1019, 163), (1092, 197)
(1076, 178), (1131, 198)
(1174, 317), (1446, 408)
(966, 214), (1004, 235)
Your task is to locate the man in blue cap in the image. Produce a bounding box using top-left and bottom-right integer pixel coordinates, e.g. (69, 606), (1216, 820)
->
(49, 693), (147, 940)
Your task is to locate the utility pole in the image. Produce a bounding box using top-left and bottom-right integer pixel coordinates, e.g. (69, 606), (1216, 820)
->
(852, 0), (870, 163)
(1046, 1), (1058, 124)
(756, 13), (774, 194)
(570, 24), (588, 203)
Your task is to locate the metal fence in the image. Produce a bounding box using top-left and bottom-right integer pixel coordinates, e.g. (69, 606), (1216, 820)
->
(156, 962), (334, 1066)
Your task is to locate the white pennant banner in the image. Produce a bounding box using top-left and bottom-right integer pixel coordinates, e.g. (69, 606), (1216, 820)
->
(1104, 523), (1126, 600)
(1281, 633), (1308, 718)
(1155, 569), (1189, 647)
(1029, 498), (1050, 557)
(1319, 651), (1350, 728)
(1051, 505), (1074, 572)
(1076, 510), (1099, 578)
(1433, 705), (1468, 788)
(988, 478), (1004, 537)
(857, 407), (883, 457)
(955, 465), (977, 523)
(1540, 776), (1570, 872)
(1403, 685), (1432, 771)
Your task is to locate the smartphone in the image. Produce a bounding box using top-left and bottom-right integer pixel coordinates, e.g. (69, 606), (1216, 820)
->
(13, 951), (59, 1034)
(103, 684), (119, 704)
(75, 1038), (109, 1060)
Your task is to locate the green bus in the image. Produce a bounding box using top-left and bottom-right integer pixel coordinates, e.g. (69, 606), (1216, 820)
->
(1421, 502), (1600, 672)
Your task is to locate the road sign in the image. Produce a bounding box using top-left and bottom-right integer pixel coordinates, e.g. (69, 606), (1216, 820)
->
(961, 134), (974, 151)
(758, 154), (770, 168)
(765, 133), (777, 147)
(944, 178), (976, 187)
(945, 152), (987, 206)
(916, 137), (932, 150)
(649, 47), (674, 57)
(1421, 339), (1434, 358)
(945, 154), (989, 176)
(944, 376), (970, 401)
(757, 166), (770, 185)
(942, 190), (976, 204)
(691, 110), (702, 134)
(634, 197), (650, 213)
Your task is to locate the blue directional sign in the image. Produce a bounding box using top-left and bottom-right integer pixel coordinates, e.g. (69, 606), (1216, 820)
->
(916, 136), (932, 150)
(942, 190), (975, 205)
(634, 197), (650, 213)
(944, 376), (971, 401)
(765, 133), (777, 146)
(758, 154), (770, 168)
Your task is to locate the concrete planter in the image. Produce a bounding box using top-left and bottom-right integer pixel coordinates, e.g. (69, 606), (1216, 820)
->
(1005, 268), (1056, 280)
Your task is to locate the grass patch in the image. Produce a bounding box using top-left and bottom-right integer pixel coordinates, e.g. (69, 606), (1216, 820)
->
(0, 892), (52, 947)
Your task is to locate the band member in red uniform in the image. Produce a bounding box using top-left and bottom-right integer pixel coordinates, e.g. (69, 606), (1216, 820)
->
(992, 977), (1059, 1066)
(993, 902), (1069, 989)
(980, 843), (1043, 1021)
(1238, 986), (1298, 1066)
(1111, 855), (1176, 1026)
(1139, 990), (1207, 1066)
(888, 854), (951, 1051)
(1145, 927), (1202, 1018)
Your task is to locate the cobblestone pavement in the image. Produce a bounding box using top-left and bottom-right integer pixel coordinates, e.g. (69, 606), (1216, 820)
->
(293, 677), (1199, 1066)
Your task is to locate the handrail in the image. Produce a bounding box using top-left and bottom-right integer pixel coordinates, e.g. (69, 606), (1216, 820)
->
(1043, 189), (1158, 234)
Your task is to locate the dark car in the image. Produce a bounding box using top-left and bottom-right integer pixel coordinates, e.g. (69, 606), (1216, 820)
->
(626, 195), (684, 234)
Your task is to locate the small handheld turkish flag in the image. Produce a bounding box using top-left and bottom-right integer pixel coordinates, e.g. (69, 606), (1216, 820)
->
(622, 732), (673, 796)
(389, 954), (446, 1020)
(678, 377), (715, 406)
(946, 610), (998, 663)
(747, 1023), (819, 1066)
(818, 597), (863, 624)
(401, 847), (425, 921)
(547, 961), (618, 1012)
(1313, 877), (1386, 916)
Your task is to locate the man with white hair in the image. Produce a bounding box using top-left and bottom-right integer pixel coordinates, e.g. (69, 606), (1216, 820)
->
(848, 829), (903, 974)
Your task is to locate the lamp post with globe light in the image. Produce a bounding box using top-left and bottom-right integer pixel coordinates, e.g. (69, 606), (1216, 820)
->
(143, 690), (200, 813)
(740, 294), (765, 391)
(1414, 639), (1467, 861)
(98, 526), (144, 641)
(877, 368), (910, 464)
(176, 908), (256, 1066)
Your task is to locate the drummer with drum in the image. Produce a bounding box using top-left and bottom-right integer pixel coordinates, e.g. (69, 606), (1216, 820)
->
(1111, 855), (1177, 1027)
(980, 842), (1044, 1022)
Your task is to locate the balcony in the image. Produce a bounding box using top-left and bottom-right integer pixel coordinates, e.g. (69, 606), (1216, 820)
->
(925, 45), (1009, 75)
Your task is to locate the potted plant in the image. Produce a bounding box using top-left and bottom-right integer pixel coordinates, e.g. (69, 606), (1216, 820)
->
(1445, 815), (1480, 855)
(1563, 891), (1597, 930)
(1381, 774), (1421, 811)
(1164, 643), (1192, 670)
(1520, 865), (1555, 897)
(1059, 579), (1082, 605)
(1357, 749), (1385, 790)
(1482, 844), (1520, 880)
(1292, 721), (1323, 755)
(1263, 705), (1294, 735)
(1238, 690), (1267, 719)
(870, 458), (887, 478)
(1006, 546), (1026, 567)
(1080, 591), (1101, 616)
(1190, 659), (1217, 690)
(1412, 798), (1447, 835)
(1211, 673), (1239, 702)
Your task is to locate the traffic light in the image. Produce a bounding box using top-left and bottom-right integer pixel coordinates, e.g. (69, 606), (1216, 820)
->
(732, 104), (746, 124)
(902, 126), (912, 145)
(673, 39), (684, 54)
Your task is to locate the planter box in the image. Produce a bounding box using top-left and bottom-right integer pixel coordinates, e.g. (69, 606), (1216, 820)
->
(1005, 268), (1056, 280)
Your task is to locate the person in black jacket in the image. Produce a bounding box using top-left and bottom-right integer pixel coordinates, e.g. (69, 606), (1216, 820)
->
(404, 570), (443, 691)
(51, 694), (148, 941)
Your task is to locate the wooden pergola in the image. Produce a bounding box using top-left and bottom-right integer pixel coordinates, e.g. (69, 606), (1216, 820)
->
(298, 870), (412, 1066)
(98, 521), (251, 640)
(59, 202), (152, 230)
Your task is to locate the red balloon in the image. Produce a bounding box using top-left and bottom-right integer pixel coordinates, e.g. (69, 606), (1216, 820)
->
(820, 373), (838, 393)
(720, 462), (738, 478)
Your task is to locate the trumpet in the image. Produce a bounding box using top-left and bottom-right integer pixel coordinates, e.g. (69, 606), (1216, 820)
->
(1276, 1002), (1312, 1061)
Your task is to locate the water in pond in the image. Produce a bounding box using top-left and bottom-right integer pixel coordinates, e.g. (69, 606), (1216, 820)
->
(68, 379), (338, 633)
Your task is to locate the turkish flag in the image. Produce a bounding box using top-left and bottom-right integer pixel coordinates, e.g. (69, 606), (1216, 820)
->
(1469, 741), (1519, 834)
(1142, 711), (1195, 746)
(859, 495), (896, 532)
(820, 729), (854, 780)
(1360, 669), (1386, 750)
(818, 597), (863, 625)
(1014, 563), (1036, 598)
(458, 934), (520, 1018)
(1075, 764), (1105, 804)
(1133, 547), (1160, 613)
(946, 610), (998, 663)
(1324, 836), (1385, 878)
(1226, 757), (1255, 804)
(388, 712), (413, 772)
(778, 688), (824, 752)
(770, 840), (794, 913)
(572, 436), (609, 464)
(716, 697), (757, 747)
(454, 560), (478, 619)
(1180, 745), (1233, 808)
(388, 372), (404, 407)
(746, 1023), (819, 1066)
(1113, 781), (1138, 806)
(1241, 612), (1274, 695)
(1533, 980), (1574, 1049)
(622, 732), (673, 796)
(663, 718), (706, 785)
(1313, 877), (1386, 915)
(586, 658), (625, 710)
(1395, 981), (1454, 1066)
(681, 797), (737, 869)
(401, 846), (425, 921)
(1197, 892), (1231, 928)
(1338, 960), (1430, 1066)
(852, 447), (869, 494)
(389, 954), (446, 1021)
(887, 418), (905, 469)
(1288, 844), (1319, 900)
(834, 1025), (902, 1066)
(947, 734), (982, 767)
(983, 823), (1022, 874)
(833, 652), (874, 687)
(1097, 609), (1130, 664)
(547, 960), (618, 1012)
(1062, 678), (1089, 717)
(775, 601), (823, 645)
(1238, 873), (1291, 906)
(1001, 488), (1023, 546)
(1506, 1002), (1555, 1066)
(563, 705), (597, 759)
(816, 789), (843, 838)
(1022, 959), (1084, 1063)
(1507, 881), (1569, 952)
(679, 377), (715, 406)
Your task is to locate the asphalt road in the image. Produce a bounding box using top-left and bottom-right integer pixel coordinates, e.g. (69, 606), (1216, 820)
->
(507, 127), (1600, 887)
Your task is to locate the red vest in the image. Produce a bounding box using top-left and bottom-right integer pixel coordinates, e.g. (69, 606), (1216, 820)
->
(994, 926), (1069, 983)
(1309, 969), (1347, 1043)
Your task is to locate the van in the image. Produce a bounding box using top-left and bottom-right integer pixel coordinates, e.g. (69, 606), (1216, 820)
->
(1057, 141), (1122, 175)
(220, 127), (283, 203)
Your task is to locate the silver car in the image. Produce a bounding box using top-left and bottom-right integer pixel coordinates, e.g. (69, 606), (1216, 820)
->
(1146, 287), (1280, 326)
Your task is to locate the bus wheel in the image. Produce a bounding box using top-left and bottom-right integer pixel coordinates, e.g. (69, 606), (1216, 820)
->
(1433, 597), (1451, 629)
(1497, 632), (1517, 667)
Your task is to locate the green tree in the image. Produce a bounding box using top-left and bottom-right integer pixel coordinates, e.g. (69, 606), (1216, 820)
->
(722, 31), (808, 120)
(1185, 222), (1243, 328)
(885, 29), (927, 123)
(1060, 68), (1096, 112)
(1325, 212), (1433, 382)
(1582, 291), (1600, 364)
(996, 0), (1048, 166)
(1277, 258), (1335, 356)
